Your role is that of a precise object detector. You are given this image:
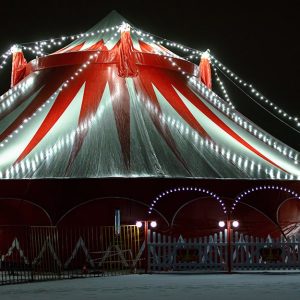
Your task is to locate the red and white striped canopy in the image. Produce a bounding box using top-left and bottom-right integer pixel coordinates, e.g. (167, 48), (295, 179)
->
(0, 11), (299, 179)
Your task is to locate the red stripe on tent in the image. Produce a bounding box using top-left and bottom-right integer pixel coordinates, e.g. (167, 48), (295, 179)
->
(16, 73), (85, 163)
(138, 40), (155, 54)
(109, 68), (131, 170)
(66, 65), (108, 171)
(139, 67), (209, 138)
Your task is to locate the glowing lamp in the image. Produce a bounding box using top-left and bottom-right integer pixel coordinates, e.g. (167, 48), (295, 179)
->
(150, 221), (157, 228)
(218, 221), (226, 228)
(232, 220), (239, 228)
(136, 221), (143, 228)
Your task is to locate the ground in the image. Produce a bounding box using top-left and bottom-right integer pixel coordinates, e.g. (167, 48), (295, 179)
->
(1, 273), (300, 299)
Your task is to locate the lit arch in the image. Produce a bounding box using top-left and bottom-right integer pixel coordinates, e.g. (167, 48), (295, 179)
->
(231, 185), (300, 212)
(148, 186), (227, 215)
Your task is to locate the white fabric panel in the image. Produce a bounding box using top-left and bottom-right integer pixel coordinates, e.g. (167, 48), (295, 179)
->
(0, 86), (44, 135)
(69, 83), (126, 177)
(0, 91), (58, 171)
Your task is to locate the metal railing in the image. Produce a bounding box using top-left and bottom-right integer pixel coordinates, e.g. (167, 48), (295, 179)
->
(0, 225), (143, 285)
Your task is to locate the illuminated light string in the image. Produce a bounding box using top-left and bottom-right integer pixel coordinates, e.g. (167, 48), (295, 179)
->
(131, 26), (300, 130)
(231, 185), (300, 212)
(0, 25), (122, 72)
(1, 23), (300, 131)
(196, 55), (299, 131)
(0, 32), (118, 150)
(148, 187), (228, 215)
(0, 49), (13, 71)
(0, 77), (35, 114)
(211, 65), (235, 109)
(3, 22), (297, 132)
(212, 62), (300, 134)
(164, 55), (299, 166)
(16, 25), (122, 55)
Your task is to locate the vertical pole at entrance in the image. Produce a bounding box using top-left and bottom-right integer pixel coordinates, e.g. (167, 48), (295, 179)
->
(227, 217), (232, 274)
(144, 221), (149, 273)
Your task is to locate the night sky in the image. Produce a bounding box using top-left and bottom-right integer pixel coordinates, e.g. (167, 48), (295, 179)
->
(0, 0), (299, 149)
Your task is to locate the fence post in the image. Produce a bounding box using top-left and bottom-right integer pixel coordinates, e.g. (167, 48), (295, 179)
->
(227, 219), (232, 274)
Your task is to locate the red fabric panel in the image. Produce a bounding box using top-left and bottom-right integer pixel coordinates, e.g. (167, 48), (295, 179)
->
(138, 40), (155, 54)
(11, 51), (27, 87)
(199, 57), (212, 89)
(16, 73), (84, 163)
(118, 31), (138, 77)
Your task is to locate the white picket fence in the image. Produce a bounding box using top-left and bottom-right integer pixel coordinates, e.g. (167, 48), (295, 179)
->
(148, 231), (300, 272)
(231, 232), (300, 270)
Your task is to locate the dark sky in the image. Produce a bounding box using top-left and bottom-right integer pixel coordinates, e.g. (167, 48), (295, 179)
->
(0, 0), (299, 149)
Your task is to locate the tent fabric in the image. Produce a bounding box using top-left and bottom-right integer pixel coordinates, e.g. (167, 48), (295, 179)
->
(11, 50), (27, 87)
(199, 56), (212, 89)
(118, 30), (139, 77)
(0, 11), (299, 180)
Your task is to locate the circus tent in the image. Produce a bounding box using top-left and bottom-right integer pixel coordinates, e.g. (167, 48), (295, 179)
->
(0, 11), (299, 237)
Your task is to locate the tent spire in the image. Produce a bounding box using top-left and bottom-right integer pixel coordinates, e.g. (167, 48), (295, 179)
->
(199, 49), (212, 89)
(118, 22), (138, 78)
(10, 45), (27, 87)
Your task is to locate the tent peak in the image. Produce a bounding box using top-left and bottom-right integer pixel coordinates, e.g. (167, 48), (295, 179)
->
(86, 10), (132, 34)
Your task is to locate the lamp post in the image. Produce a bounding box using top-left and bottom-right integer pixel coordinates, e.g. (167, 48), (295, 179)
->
(218, 217), (239, 273)
(136, 220), (157, 273)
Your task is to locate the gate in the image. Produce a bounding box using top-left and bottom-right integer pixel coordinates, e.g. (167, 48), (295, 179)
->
(148, 230), (300, 272)
(0, 225), (143, 285)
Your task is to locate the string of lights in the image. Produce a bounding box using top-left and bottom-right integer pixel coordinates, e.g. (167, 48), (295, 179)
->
(130, 26), (300, 131)
(1, 23), (299, 134)
(231, 185), (300, 212)
(4, 22), (297, 135)
(148, 187), (228, 215)
(163, 55), (299, 166)
(211, 65), (235, 109)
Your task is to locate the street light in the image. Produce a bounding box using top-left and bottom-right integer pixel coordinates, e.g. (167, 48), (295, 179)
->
(218, 221), (226, 228)
(135, 220), (157, 273)
(218, 218), (239, 273)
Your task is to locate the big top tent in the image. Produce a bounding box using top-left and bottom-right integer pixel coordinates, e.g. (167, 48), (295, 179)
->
(0, 11), (299, 237)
